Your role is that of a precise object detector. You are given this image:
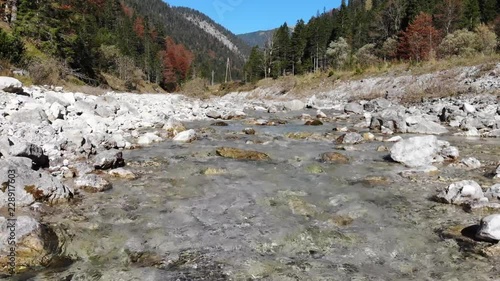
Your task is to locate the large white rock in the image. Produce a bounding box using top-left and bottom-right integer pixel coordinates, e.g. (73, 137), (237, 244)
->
(462, 102), (476, 114)
(406, 116), (448, 135)
(485, 184), (500, 200)
(284, 100), (305, 111)
(0, 157), (73, 207)
(460, 157), (481, 169)
(476, 214), (500, 242)
(344, 102), (364, 114)
(390, 136), (441, 167)
(173, 129), (197, 143)
(137, 132), (162, 145)
(0, 216), (66, 270)
(436, 180), (485, 205)
(44, 91), (75, 107)
(0, 77), (22, 93)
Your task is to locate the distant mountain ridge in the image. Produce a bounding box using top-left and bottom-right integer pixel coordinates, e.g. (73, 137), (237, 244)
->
(238, 26), (295, 48)
(238, 29), (276, 48)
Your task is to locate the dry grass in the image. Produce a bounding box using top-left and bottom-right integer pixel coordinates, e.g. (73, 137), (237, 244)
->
(27, 58), (64, 85)
(63, 84), (109, 96)
(181, 78), (212, 99)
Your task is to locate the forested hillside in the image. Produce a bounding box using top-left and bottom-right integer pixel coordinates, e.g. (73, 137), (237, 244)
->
(0, 0), (249, 91)
(238, 29), (277, 48)
(244, 0), (500, 82)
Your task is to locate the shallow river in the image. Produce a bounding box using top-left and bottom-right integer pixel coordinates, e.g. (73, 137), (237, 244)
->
(11, 109), (500, 280)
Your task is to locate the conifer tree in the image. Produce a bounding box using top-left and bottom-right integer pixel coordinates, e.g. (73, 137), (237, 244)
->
(244, 46), (265, 82)
(290, 19), (307, 75)
(462, 0), (481, 29)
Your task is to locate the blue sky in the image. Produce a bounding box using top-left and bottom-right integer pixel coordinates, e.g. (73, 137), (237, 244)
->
(165, 1), (341, 34)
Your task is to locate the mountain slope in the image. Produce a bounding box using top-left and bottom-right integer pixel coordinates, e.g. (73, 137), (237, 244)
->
(238, 29), (276, 48)
(1, 0), (251, 91)
(125, 0), (251, 81)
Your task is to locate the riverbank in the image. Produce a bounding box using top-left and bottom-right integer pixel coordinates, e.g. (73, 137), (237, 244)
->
(0, 62), (499, 279)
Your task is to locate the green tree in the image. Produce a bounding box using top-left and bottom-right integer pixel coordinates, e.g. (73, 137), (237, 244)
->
(479, 0), (497, 23)
(462, 0), (481, 29)
(244, 46), (265, 82)
(270, 23), (290, 77)
(290, 19), (307, 75)
(326, 37), (351, 68)
(0, 29), (24, 63)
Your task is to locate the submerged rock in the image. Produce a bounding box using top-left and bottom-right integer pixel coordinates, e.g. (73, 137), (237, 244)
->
(460, 157), (481, 169)
(211, 121), (229, 127)
(476, 214), (500, 242)
(304, 120), (323, 126)
(108, 168), (137, 179)
(306, 164), (324, 174)
(163, 118), (186, 137)
(436, 180), (485, 205)
(216, 147), (270, 161)
(74, 174), (112, 192)
(285, 132), (314, 140)
(242, 128), (256, 135)
(336, 132), (364, 145)
(319, 152), (349, 164)
(202, 167), (227, 175)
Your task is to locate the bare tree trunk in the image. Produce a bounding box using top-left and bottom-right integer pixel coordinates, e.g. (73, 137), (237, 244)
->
(10, 0), (16, 24)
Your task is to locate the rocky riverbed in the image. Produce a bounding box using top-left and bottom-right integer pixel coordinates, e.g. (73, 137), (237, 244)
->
(0, 73), (499, 280)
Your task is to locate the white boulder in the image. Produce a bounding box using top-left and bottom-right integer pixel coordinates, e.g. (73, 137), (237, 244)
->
(173, 129), (197, 143)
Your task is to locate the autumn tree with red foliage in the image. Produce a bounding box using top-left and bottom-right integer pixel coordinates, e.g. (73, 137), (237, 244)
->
(120, 2), (133, 18)
(133, 17), (145, 38)
(162, 37), (194, 90)
(398, 12), (441, 62)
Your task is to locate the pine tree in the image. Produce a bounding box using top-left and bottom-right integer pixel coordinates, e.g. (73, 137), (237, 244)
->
(479, 0), (497, 23)
(270, 23), (290, 77)
(244, 46), (265, 82)
(462, 0), (481, 29)
(290, 19), (307, 75)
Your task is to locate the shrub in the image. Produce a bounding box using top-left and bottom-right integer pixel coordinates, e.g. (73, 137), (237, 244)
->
(355, 43), (379, 67)
(438, 29), (479, 58)
(0, 29), (24, 64)
(380, 37), (399, 61)
(28, 58), (62, 85)
(474, 24), (497, 55)
(326, 37), (351, 69)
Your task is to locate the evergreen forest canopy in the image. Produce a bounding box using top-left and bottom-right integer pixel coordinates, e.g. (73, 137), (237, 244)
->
(244, 0), (500, 82)
(0, 0), (249, 91)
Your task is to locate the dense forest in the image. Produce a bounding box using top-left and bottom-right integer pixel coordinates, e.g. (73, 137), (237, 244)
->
(0, 0), (249, 91)
(244, 0), (500, 81)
